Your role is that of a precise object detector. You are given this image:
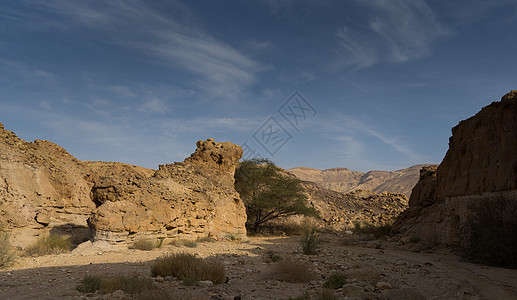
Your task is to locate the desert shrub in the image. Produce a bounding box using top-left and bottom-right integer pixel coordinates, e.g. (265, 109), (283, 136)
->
(0, 230), (15, 268)
(101, 274), (154, 294)
(323, 272), (346, 289)
(459, 197), (517, 268)
(131, 238), (157, 251)
(196, 236), (216, 243)
(352, 221), (392, 238)
(265, 250), (283, 262)
(184, 241), (198, 248)
(26, 234), (71, 256)
(151, 253), (225, 284)
(76, 274), (154, 294)
(410, 236), (421, 243)
(170, 238), (198, 248)
(300, 221), (322, 255)
(76, 275), (102, 293)
(271, 258), (313, 283)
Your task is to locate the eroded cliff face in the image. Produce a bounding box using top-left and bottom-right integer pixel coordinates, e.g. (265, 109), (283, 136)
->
(88, 139), (246, 242)
(0, 124), (96, 246)
(0, 124), (246, 246)
(394, 90), (517, 245)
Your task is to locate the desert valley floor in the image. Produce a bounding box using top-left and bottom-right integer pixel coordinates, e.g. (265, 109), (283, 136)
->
(1, 234), (516, 300)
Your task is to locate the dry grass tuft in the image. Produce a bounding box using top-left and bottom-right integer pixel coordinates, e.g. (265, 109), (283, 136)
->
(131, 238), (157, 251)
(150, 252), (226, 284)
(101, 274), (154, 294)
(76, 274), (154, 294)
(271, 258), (314, 283)
(25, 234), (71, 256)
(169, 238), (198, 248)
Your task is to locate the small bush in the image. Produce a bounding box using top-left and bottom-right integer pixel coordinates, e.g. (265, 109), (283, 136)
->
(323, 272), (346, 289)
(76, 274), (153, 294)
(170, 238), (198, 248)
(132, 238), (157, 251)
(300, 221), (321, 255)
(25, 234), (71, 256)
(460, 197), (517, 268)
(76, 275), (102, 293)
(196, 236), (216, 243)
(410, 236), (421, 243)
(151, 253), (225, 284)
(0, 230), (15, 268)
(352, 221), (392, 238)
(265, 250), (283, 262)
(184, 241), (198, 248)
(272, 258), (313, 283)
(101, 274), (154, 294)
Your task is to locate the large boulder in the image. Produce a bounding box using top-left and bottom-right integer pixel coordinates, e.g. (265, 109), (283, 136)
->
(394, 90), (517, 245)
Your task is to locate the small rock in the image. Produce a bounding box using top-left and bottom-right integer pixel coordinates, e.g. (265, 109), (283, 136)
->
(246, 269), (253, 274)
(102, 293), (112, 300)
(400, 237), (410, 244)
(376, 281), (392, 290)
(345, 230), (353, 235)
(197, 280), (214, 287)
(155, 276), (165, 283)
(112, 289), (125, 299)
(364, 284), (375, 292)
(342, 284), (364, 297)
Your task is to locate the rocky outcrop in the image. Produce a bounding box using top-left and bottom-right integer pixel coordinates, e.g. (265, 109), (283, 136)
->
(0, 125), (96, 247)
(299, 183), (408, 231)
(0, 123), (247, 246)
(289, 164), (433, 197)
(394, 90), (517, 245)
(88, 139), (246, 242)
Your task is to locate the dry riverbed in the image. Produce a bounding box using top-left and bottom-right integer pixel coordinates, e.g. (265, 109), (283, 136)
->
(1, 234), (516, 300)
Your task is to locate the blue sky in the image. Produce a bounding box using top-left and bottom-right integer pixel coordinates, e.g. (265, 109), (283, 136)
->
(1, 0), (516, 172)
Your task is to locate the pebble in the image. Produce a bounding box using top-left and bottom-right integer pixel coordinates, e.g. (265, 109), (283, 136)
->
(155, 276), (165, 283)
(198, 280), (214, 287)
(112, 289), (125, 299)
(376, 281), (392, 290)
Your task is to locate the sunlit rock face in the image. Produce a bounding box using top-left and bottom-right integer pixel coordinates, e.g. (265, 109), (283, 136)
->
(0, 125), (246, 246)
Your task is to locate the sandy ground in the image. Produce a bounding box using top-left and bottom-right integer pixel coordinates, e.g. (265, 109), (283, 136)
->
(1, 234), (516, 300)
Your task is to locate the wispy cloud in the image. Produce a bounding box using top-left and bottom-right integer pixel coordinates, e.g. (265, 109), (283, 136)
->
(336, 0), (448, 68)
(28, 0), (265, 99)
(323, 114), (422, 170)
(1, 60), (57, 83)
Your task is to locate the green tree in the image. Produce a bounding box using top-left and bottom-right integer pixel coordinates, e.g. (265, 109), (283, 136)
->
(235, 158), (317, 233)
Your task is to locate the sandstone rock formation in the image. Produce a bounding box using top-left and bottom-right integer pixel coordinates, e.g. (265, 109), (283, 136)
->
(88, 139), (246, 242)
(394, 90), (517, 245)
(0, 123), (246, 247)
(0, 125), (96, 247)
(289, 165), (433, 197)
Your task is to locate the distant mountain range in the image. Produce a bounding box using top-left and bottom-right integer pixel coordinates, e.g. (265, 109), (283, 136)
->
(288, 164), (436, 197)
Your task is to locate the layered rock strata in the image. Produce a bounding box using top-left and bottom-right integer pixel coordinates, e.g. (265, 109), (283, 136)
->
(394, 90), (517, 245)
(0, 124), (246, 246)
